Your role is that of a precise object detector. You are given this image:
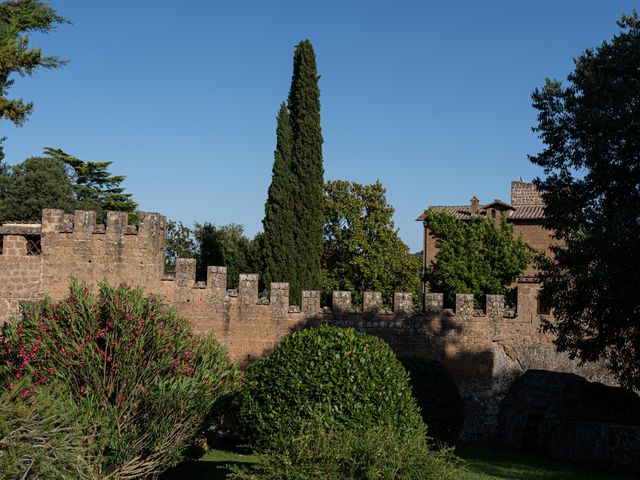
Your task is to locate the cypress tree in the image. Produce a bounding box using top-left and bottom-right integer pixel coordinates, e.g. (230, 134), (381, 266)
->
(288, 39), (324, 301)
(262, 103), (296, 292)
(262, 39), (324, 304)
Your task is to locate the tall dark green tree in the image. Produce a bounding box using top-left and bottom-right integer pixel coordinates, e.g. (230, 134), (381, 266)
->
(530, 12), (640, 390)
(262, 40), (324, 303)
(1, 0), (68, 126)
(289, 40), (324, 300)
(262, 103), (295, 290)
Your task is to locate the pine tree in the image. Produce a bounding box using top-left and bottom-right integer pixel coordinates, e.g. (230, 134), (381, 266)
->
(1, 0), (68, 126)
(262, 103), (296, 291)
(288, 39), (324, 301)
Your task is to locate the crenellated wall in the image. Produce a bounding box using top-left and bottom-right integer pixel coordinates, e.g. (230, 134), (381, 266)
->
(0, 209), (615, 442)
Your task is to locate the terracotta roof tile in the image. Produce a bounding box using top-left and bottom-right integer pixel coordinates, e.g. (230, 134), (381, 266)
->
(416, 204), (545, 221)
(509, 205), (545, 220)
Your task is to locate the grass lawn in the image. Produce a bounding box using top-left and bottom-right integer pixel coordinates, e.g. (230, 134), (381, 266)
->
(160, 449), (259, 480)
(457, 447), (635, 480)
(162, 447), (636, 479)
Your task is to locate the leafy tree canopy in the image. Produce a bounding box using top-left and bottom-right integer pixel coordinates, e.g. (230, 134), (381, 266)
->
(423, 210), (530, 306)
(164, 220), (197, 274)
(530, 11), (640, 389)
(45, 147), (137, 221)
(322, 180), (420, 306)
(194, 223), (260, 288)
(0, 0), (68, 126)
(0, 155), (73, 222)
(164, 221), (261, 289)
(0, 148), (137, 223)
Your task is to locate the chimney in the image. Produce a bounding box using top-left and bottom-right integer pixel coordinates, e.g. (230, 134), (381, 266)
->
(470, 196), (480, 214)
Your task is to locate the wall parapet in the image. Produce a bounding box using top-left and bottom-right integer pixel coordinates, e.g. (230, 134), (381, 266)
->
(2, 209), (609, 444)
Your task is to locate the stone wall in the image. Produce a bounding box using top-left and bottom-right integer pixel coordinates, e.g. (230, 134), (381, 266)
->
(0, 209), (615, 441)
(511, 180), (542, 205)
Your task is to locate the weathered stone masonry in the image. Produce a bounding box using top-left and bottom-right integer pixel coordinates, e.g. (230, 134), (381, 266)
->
(0, 209), (614, 441)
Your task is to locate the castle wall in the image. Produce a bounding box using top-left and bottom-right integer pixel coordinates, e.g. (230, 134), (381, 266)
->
(0, 209), (615, 442)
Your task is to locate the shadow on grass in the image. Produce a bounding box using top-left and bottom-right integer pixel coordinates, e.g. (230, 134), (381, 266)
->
(160, 459), (254, 480)
(457, 447), (636, 480)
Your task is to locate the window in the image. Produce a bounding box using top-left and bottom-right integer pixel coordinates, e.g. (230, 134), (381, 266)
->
(537, 289), (552, 315)
(26, 235), (42, 256)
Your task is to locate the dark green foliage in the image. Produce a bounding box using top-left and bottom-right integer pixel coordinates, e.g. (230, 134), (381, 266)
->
(0, 155), (74, 222)
(529, 11), (640, 390)
(0, 382), (98, 479)
(228, 417), (461, 480)
(0, 0), (68, 126)
(400, 357), (465, 445)
(0, 138), (8, 200)
(322, 180), (420, 306)
(165, 219), (197, 273)
(0, 280), (239, 479)
(262, 103), (296, 291)
(423, 210), (530, 306)
(262, 40), (324, 304)
(195, 223), (260, 288)
(0, 149), (137, 223)
(45, 148), (138, 222)
(238, 325), (424, 449)
(289, 40), (324, 299)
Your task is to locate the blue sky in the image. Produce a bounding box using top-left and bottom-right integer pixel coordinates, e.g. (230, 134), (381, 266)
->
(2, 1), (637, 251)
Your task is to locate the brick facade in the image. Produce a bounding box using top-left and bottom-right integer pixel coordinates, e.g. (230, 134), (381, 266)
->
(418, 180), (552, 280)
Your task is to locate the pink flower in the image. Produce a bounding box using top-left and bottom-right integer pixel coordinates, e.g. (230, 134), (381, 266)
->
(80, 386), (86, 394)
(20, 389), (30, 398)
(117, 395), (125, 403)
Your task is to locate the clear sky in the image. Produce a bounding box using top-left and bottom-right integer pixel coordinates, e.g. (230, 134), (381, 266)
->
(2, 0), (637, 251)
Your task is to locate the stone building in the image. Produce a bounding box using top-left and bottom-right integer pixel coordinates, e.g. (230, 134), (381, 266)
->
(416, 180), (553, 279)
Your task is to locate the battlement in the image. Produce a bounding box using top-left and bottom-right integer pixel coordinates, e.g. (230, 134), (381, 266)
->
(0, 208), (607, 443)
(154, 258), (544, 322)
(39, 209), (165, 237)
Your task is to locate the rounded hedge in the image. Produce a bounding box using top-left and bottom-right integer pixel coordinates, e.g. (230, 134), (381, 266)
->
(400, 357), (465, 445)
(238, 326), (424, 447)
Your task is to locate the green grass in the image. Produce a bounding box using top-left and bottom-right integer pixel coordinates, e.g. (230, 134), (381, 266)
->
(162, 447), (636, 480)
(457, 447), (635, 480)
(160, 449), (259, 480)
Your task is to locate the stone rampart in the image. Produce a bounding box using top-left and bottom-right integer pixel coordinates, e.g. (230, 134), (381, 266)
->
(0, 210), (615, 441)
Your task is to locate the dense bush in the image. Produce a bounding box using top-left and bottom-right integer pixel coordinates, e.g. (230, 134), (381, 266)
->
(0, 382), (98, 479)
(228, 416), (461, 480)
(0, 280), (238, 479)
(238, 325), (423, 448)
(400, 357), (465, 445)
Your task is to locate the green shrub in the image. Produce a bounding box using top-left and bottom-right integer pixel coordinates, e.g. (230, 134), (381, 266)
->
(0, 381), (99, 479)
(238, 325), (424, 448)
(0, 280), (239, 479)
(400, 357), (465, 445)
(228, 416), (462, 480)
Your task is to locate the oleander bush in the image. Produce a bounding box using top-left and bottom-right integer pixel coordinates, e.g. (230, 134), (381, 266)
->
(0, 279), (239, 479)
(238, 325), (424, 448)
(228, 416), (462, 480)
(0, 381), (99, 479)
(400, 357), (465, 445)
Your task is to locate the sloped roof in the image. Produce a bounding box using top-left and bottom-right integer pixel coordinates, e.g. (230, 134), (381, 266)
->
(416, 202), (545, 222)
